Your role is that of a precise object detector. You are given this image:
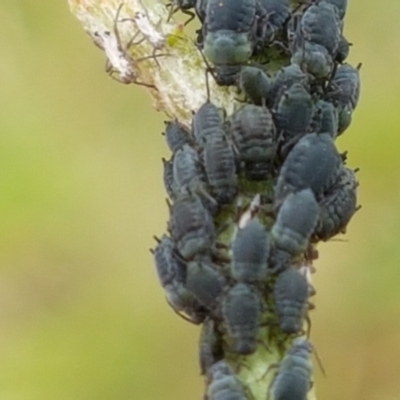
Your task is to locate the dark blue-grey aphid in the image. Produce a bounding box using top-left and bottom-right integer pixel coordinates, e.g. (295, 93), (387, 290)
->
(230, 104), (276, 180)
(270, 338), (313, 400)
(222, 283), (263, 355)
(185, 260), (227, 312)
(267, 63), (309, 109)
(271, 189), (319, 257)
(291, 40), (334, 78)
(274, 133), (342, 204)
(172, 143), (217, 212)
(298, 1), (341, 56)
(202, 0), (258, 85)
(231, 217), (270, 283)
(151, 235), (206, 324)
(163, 120), (192, 153)
(312, 99), (339, 138)
(274, 83), (313, 145)
(273, 267), (309, 334)
(327, 63), (361, 110)
(192, 101), (224, 148)
(207, 360), (247, 400)
(203, 128), (238, 204)
(314, 166), (359, 241)
(238, 66), (272, 106)
(199, 318), (224, 375)
(168, 191), (215, 260)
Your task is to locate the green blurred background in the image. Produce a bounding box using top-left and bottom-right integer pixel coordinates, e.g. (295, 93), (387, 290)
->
(0, 1), (399, 399)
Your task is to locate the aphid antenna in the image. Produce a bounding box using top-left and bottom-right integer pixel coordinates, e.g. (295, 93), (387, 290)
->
(311, 343), (327, 377)
(193, 39), (218, 100)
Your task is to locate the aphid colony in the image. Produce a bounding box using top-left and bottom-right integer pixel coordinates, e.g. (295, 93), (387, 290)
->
(151, 0), (360, 398)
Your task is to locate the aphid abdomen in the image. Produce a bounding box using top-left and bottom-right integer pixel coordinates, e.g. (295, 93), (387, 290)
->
(203, 128), (238, 204)
(274, 268), (309, 334)
(222, 283), (262, 355)
(315, 166), (358, 240)
(207, 361), (247, 400)
(206, 0), (256, 33)
(169, 192), (215, 259)
(163, 120), (191, 152)
(271, 338), (313, 400)
(299, 2), (341, 55)
(231, 217), (270, 283)
(172, 144), (204, 191)
(193, 102), (223, 148)
(231, 104), (276, 179)
(274, 133), (342, 204)
(185, 260), (227, 311)
(272, 189), (319, 256)
(275, 83), (313, 142)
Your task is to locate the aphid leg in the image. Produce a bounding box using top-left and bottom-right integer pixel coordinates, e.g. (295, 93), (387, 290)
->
(166, 2), (177, 23)
(181, 9), (196, 26)
(166, 298), (201, 325)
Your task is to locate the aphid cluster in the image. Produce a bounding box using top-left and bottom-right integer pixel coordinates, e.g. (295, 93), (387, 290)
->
(151, 0), (361, 398)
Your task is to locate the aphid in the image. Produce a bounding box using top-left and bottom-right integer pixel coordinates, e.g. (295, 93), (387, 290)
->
(273, 267), (309, 334)
(163, 120), (191, 153)
(291, 40), (334, 78)
(327, 63), (361, 110)
(271, 189), (319, 257)
(314, 166), (359, 241)
(207, 361), (247, 400)
(274, 133), (342, 204)
(168, 191), (215, 260)
(151, 235), (206, 324)
(274, 83), (314, 145)
(298, 1), (342, 56)
(172, 144), (205, 193)
(201, 0), (259, 86)
(203, 128), (238, 204)
(231, 217), (270, 284)
(312, 99), (339, 138)
(230, 104), (276, 180)
(151, 235), (183, 290)
(162, 157), (176, 198)
(199, 318), (224, 375)
(192, 101), (224, 148)
(185, 260), (227, 312)
(270, 338), (313, 400)
(267, 63), (309, 109)
(238, 66), (272, 106)
(222, 283), (263, 355)
(257, 0), (290, 42)
(322, 0), (348, 20)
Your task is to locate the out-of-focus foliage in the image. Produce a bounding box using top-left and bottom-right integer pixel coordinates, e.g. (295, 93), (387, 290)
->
(0, 1), (399, 399)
